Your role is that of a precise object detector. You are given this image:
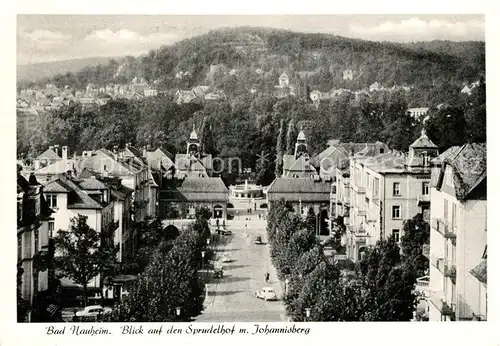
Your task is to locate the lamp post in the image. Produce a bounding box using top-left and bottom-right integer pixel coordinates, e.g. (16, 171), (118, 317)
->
(305, 308), (311, 322)
(201, 250), (206, 281)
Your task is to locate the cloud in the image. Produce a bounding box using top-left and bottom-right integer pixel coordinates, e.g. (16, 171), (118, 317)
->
(349, 17), (484, 41)
(21, 29), (72, 43)
(83, 29), (183, 46)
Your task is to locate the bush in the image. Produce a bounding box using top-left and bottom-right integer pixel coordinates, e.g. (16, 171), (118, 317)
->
(227, 202), (234, 208)
(227, 214), (234, 220)
(259, 203), (268, 209)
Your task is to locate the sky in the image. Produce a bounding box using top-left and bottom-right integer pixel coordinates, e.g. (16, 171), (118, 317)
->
(17, 15), (485, 65)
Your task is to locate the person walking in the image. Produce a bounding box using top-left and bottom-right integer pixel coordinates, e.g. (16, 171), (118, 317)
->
(265, 272), (270, 283)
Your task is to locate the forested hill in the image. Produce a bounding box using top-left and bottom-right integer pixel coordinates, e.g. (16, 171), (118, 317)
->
(27, 27), (484, 92)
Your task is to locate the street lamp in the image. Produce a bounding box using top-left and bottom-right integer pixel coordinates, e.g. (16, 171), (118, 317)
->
(305, 308), (311, 322)
(201, 250), (206, 281)
(176, 306), (182, 321)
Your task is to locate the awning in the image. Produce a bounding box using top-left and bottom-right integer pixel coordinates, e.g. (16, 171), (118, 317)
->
(470, 259), (487, 285)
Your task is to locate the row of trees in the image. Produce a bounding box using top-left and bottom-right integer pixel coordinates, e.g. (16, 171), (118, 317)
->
(266, 200), (430, 321)
(51, 209), (211, 321)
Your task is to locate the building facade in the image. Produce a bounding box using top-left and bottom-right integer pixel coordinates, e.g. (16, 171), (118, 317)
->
(340, 130), (438, 261)
(428, 143), (487, 321)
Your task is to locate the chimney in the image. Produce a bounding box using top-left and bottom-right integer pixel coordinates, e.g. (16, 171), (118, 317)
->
(126, 142), (130, 149)
(113, 145), (118, 153)
(49, 145), (54, 152)
(62, 146), (68, 160)
(34, 159), (40, 170)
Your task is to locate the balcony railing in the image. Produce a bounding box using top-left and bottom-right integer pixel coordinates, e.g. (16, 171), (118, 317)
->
(422, 244), (430, 259)
(429, 291), (456, 317)
(353, 185), (366, 194)
(432, 218), (448, 236)
(444, 264), (457, 278)
(431, 255), (445, 273)
(444, 227), (457, 245)
(417, 195), (430, 205)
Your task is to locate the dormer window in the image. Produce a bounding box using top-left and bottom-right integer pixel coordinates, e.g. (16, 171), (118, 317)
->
(293, 174), (299, 178)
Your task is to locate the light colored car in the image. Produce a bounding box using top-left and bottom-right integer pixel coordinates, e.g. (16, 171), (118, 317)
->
(222, 253), (231, 262)
(255, 287), (277, 301)
(254, 236), (263, 244)
(75, 305), (111, 317)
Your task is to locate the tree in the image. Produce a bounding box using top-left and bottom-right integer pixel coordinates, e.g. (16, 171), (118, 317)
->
(275, 119), (286, 177)
(304, 207), (316, 232)
(199, 116), (216, 156)
(285, 118), (296, 155)
(54, 215), (118, 306)
(401, 213), (430, 278)
(357, 239), (417, 321)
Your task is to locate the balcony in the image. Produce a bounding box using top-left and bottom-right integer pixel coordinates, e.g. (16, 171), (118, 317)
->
(352, 184), (366, 194)
(444, 227), (457, 245)
(429, 292), (456, 318)
(431, 255), (445, 273)
(358, 209), (367, 216)
(417, 194), (430, 206)
(444, 264), (456, 278)
(431, 218), (448, 236)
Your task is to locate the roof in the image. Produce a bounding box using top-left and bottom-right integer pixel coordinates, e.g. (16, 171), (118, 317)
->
(279, 72), (289, 80)
(35, 159), (76, 175)
(470, 259), (487, 284)
(431, 146), (461, 165)
(190, 129), (198, 140)
(48, 174), (105, 209)
(159, 177), (229, 202)
(357, 152), (407, 174)
(410, 129), (438, 149)
(44, 180), (72, 193)
(439, 143), (487, 200)
(286, 156), (317, 173)
(36, 148), (61, 161)
(78, 177), (109, 190)
(267, 178), (331, 202)
(297, 130), (306, 141)
(175, 154), (207, 172)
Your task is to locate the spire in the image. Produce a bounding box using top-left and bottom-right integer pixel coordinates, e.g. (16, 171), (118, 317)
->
(420, 128), (427, 138)
(190, 124), (198, 140)
(297, 128), (306, 141)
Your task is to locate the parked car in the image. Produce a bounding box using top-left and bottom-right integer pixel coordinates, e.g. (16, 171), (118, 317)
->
(255, 287), (277, 301)
(219, 229), (232, 236)
(75, 305), (111, 317)
(222, 253), (231, 262)
(254, 236), (263, 244)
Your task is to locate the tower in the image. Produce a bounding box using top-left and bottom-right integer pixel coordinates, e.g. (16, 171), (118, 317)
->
(407, 128), (439, 171)
(294, 127), (308, 159)
(187, 124), (200, 158)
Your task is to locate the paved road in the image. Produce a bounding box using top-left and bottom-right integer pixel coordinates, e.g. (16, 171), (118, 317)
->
(195, 216), (286, 322)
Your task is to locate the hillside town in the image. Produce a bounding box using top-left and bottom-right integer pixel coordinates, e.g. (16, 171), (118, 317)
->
(16, 20), (486, 324)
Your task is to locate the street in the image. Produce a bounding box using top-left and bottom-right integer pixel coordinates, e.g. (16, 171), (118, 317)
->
(195, 211), (287, 322)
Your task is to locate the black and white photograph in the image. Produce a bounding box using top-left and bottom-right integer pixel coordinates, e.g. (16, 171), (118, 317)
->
(14, 12), (487, 327)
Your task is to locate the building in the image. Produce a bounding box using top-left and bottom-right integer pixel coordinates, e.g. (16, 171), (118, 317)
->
(174, 127), (213, 179)
(428, 143), (487, 321)
(282, 130), (317, 178)
(159, 177), (229, 220)
(407, 107), (430, 119)
(17, 171), (53, 321)
(341, 130), (439, 261)
(267, 130), (332, 235)
(279, 72), (289, 88)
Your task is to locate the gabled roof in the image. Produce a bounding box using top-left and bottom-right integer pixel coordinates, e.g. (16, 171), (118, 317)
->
(36, 148), (61, 161)
(175, 154), (207, 172)
(267, 178), (331, 202)
(438, 143), (486, 200)
(287, 156), (317, 173)
(44, 180), (72, 193)
(410, 129), (438, 149)
(159, 177), (228, 202)
(78, 177), (109, 190)
(35, 159), (76, 175)
(470, 259), (487, 284)
(50, 174), (105, 209)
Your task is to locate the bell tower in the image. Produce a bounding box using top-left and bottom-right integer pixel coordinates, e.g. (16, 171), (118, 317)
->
(187, 124), (200, 158)
(294, 127), (308, 159)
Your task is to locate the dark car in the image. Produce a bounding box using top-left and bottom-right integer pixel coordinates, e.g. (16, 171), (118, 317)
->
(254, 236), (263, 244)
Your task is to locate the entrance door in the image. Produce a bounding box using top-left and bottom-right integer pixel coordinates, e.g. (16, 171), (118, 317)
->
(213, 205), (223, 218)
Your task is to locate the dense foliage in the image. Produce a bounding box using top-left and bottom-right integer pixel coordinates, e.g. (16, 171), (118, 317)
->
(267, 200), (422, 321)
(54, 215), (118, 306)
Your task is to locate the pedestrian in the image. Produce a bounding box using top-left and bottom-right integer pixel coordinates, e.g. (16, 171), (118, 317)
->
(265, 272), (270, 283)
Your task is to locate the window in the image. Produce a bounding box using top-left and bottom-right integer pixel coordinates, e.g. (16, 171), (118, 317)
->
(332, 184), (337, 194)
(373, 178), (379, 197)
(452, 203), (457, 228)
(422, 182), (430, 195)
(379, 148), (384, 154)
(392, 205), (401, 219)
(392, 229), (400, 243)
(17, 200), (22, 221)
(48, 221), (55, 238)
(34, 229), (39, 252)
(46, 194), (57, 208)
(393, 182), (401, 196)
(33, 272), (39, 293)
(422, 151), (429, 166)
(301, 206), (305, 215)
(444, 199), (449, 221)
(293, 174), (299, 178)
